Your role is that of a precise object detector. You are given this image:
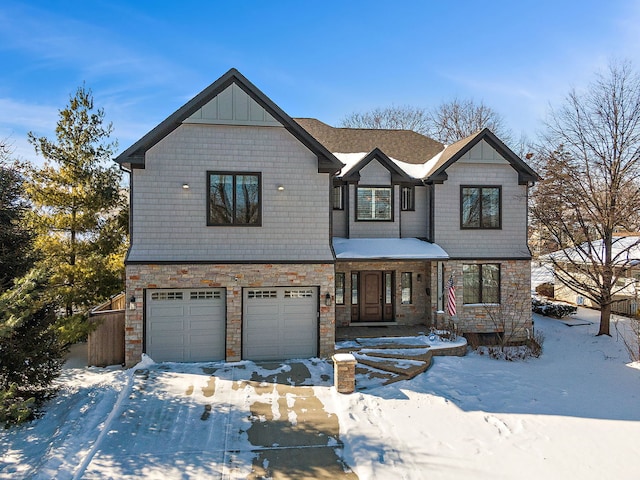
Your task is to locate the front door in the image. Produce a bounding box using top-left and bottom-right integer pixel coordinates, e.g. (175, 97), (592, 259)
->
(361, 271), (383, 322)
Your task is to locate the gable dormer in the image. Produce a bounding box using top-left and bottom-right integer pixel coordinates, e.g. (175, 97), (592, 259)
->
(341, 148), (419, 185)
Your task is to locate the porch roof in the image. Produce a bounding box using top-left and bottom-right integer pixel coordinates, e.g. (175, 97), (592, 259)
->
(333, 237), (449, 260)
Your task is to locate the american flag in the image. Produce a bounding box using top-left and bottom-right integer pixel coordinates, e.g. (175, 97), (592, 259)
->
(446, 275), (456, 317)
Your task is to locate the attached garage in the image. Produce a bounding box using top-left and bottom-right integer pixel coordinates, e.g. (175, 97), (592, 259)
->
(243, 287), (318, 361)
(146, 288), (226, 362)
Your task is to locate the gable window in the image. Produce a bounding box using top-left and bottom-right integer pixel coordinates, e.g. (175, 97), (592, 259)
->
(401, 272), (412, 304)
(463, 263), (500, 304)
(461, 186), (501, 229)
(208, 172), (260, 226)
(333, 185), (344, 210)
(356, 186), (392, 221)
(335, 272), (345, 305)
(401, 186), (415, 211)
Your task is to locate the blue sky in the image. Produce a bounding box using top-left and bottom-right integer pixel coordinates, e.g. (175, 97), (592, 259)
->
(1, 0), (639, 163)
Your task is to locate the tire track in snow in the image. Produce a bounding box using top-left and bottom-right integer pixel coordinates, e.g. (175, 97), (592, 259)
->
(71, 368), (136, 479)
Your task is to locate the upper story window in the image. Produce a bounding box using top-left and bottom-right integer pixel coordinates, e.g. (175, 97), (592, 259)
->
(356, 186), (392, 221)
(207, 172), (261, 226)
(333, 185), (344, 210)
(401, 186), (415, 211)
(461, 186), (501, 229)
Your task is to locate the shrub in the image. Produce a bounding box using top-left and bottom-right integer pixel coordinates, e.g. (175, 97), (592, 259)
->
(532, 298), (577, 318)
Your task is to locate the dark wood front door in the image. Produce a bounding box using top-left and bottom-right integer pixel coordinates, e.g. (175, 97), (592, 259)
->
(361, 271), (383, 322)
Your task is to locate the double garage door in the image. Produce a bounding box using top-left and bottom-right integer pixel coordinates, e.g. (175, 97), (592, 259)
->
(146, 287), (318, 362)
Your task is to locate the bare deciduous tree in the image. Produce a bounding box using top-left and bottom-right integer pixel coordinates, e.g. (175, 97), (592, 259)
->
(531, 60), (640, 337)
(340, 105), (431, 134)
(428, 98), (511, 145)
(340, 99), (511, 146)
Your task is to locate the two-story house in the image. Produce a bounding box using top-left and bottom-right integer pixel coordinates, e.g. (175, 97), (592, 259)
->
(115, 68), (538, 366)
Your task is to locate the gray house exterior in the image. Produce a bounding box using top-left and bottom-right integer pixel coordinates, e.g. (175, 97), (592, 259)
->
(115, 68), (538, 366)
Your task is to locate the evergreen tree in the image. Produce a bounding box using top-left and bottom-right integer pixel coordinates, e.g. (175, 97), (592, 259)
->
(0, 144), (35, 291)
(0, 269), (63, 426)
(26, 85), (126, 329)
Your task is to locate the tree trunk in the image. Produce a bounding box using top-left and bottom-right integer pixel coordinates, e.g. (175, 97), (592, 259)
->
(598, 302), (612, 336)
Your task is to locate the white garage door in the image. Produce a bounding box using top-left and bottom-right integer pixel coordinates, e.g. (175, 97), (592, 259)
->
(243, 287), (318, 361)
(146, 289), (225, 362)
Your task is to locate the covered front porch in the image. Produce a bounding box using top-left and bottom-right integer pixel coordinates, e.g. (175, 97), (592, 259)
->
(332, 237), (449, 328)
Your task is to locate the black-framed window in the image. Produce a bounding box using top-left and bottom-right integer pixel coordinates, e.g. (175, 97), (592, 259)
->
(333, 185), (344, 210)
(208, 172), (261, 226)
(336, 272), (345, 305)
(461, 186), (501, 229)
(401, 272), (412, 304)
(463, 263), (500, 304)
(356, 186), (392, 221)
(401, 186), (415, 211)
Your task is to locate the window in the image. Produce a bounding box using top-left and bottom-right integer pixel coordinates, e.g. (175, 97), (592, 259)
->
(208, 172), (260, 226)
(463, 263), (500, 304)
(335, 273), (345, 305)
(401, 272), (412, 304)
(351, 272), (359, 305)
(333, 185), (344, 210)
(385, 272), (393, 304)
(356, 186), (392, 221)
(401, 186), (415, 211)
(461, 186), (501, 229)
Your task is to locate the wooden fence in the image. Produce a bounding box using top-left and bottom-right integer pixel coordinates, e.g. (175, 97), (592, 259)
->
(88, 293), (125, 367)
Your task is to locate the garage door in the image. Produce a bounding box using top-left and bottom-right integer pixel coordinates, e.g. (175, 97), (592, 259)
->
(243, 287), (318, 361)
(146, 289), (225, 362)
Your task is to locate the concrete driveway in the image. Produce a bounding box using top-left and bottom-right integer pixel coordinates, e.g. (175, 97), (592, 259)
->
(78, 360), (358, 479)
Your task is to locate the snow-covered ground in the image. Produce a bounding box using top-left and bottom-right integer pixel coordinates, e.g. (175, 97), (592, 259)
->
(1, 308), (639, 479)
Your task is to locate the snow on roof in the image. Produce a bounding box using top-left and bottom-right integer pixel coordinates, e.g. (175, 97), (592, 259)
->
(545, 235), (640, 266)
(333, 237), (449, 260)
(333, 151), (444, 180)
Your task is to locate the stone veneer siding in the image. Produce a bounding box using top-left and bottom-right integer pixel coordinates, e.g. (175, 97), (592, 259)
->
(431, 259), (532, 341)
(335, 260), (431, 327)
(125, 263), (335, 367)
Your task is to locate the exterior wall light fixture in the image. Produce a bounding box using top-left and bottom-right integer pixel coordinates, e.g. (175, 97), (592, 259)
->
(325, 292), (331, 306)
(129, 295), (136, 310)
(182, 183), (190, 189)
(277, 185), (285, 191)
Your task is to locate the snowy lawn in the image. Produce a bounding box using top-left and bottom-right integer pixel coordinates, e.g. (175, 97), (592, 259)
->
(1, 307), (639, 479)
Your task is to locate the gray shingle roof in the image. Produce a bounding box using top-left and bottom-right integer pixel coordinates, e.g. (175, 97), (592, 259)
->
(293, 118), (444, 165)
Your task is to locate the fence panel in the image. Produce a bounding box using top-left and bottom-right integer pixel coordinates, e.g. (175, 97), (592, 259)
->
(88, 311), (125, 366)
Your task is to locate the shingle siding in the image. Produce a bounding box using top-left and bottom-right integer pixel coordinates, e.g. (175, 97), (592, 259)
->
(433, 161), (530, 258)
(129, 123), (333, 262)
(400, 186), (429, 238)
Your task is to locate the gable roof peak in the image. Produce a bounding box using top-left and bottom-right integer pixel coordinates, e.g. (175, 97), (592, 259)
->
(114, 69), (343, 173)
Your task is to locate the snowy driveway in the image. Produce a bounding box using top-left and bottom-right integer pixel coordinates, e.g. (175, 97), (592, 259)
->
(1, 359), (357, 479)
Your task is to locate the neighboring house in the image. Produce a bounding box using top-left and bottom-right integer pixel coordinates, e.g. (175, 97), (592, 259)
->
(115, 68), (538, 366)
(547, 235), (640, 314)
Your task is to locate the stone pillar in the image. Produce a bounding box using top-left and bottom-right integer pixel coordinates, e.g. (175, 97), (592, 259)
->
(332, 353), (357, 394)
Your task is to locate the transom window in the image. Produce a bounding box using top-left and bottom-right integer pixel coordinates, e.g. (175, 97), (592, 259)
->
(401, 186), (415, 211)
(461, 186), (501, 229)
(208, 172), (261, 226)
(463, 263), (500, 304)
(356, 186), (392, 221)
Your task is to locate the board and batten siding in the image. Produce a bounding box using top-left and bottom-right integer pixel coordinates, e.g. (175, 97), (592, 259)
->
(129, 123), (334, 262)
(433, 140), (530, 258)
